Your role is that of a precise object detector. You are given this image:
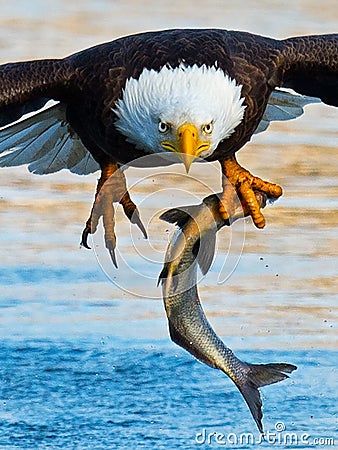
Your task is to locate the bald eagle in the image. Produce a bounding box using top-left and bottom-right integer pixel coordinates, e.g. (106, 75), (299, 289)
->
(0, 29), (337, 264)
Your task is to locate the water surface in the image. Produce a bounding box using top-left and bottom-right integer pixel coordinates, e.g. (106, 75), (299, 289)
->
(0, 1), (337, 448)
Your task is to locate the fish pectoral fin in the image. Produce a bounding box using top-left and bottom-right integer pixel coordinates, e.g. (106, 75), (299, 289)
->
(236, 362), (297, 434)
(193, 231), (216, 275)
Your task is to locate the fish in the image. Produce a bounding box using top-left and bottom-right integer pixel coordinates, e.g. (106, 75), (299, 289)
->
(158, 192), (297, 433)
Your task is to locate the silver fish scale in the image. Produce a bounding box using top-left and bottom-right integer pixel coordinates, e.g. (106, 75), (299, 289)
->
(161, 195), (297, 433)
(165, 255), (248, 384)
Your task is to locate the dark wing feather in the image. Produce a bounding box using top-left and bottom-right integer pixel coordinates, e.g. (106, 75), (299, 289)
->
(1, 30), (336, 172)
(0, 59), (70, 126)
(0, 97), (50, 128)
(0, 103), (100, 175)
(0, 58), (103, 174)
(280, 34), (338, 107)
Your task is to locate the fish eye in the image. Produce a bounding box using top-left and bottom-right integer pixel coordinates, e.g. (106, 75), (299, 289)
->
(158, 121), (170, 133)
(202, 122), (213, 135)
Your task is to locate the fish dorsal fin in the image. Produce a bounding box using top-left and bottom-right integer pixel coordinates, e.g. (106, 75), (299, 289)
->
(159, 205), (200, 228)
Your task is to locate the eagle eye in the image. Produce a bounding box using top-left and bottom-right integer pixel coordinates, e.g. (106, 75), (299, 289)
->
(158, 121), (170, 134)
(201, 122), (213, 135)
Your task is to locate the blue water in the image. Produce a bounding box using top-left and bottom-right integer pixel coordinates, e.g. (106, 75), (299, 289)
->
(0, 2), (337, 448)
(0, 339), (336, 449)
(0, 204), (337, 449)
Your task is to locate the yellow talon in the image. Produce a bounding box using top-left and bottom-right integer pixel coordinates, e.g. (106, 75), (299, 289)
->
(81, 161), (146, 267)
(220, 155), (283, 228)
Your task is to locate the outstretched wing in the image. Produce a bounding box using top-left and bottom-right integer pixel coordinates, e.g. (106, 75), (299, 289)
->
(280, 34), (338, 107)
(0, 103), (99, 175)
(255, 88), (320, 134)
(255, 34), (337, 134)
(0, 58), (101, 175)
(0, 59), (67, 127)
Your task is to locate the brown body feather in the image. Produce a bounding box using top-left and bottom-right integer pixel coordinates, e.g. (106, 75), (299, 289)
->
(0, 29), (337, 165)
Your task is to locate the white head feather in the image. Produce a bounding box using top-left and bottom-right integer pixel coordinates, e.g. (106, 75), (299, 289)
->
(113, 63), (246, 158)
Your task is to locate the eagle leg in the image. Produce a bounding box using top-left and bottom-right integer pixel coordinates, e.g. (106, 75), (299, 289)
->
(219, 156), (282, 228)
(80, 162), (146, 267)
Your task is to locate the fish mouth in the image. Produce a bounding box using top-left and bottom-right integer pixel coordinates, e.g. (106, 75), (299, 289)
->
(258, 190), (286, 207)
(253, 191), (267, 208)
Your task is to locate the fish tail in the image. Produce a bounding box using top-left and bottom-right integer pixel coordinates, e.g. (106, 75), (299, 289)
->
(236, 362), (297, 433)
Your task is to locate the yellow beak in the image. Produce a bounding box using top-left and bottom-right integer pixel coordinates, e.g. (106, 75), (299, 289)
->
(161, 123), (210, 172)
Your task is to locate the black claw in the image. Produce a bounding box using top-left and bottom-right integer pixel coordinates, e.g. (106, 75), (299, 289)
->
(109, 249), (118, 268)
(132, 211), (148, 239)
(81, 227), (91, 249)
(105, 240), (118, 268)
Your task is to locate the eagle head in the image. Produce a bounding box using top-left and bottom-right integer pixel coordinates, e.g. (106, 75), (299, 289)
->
(113, 63), (246, 171)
